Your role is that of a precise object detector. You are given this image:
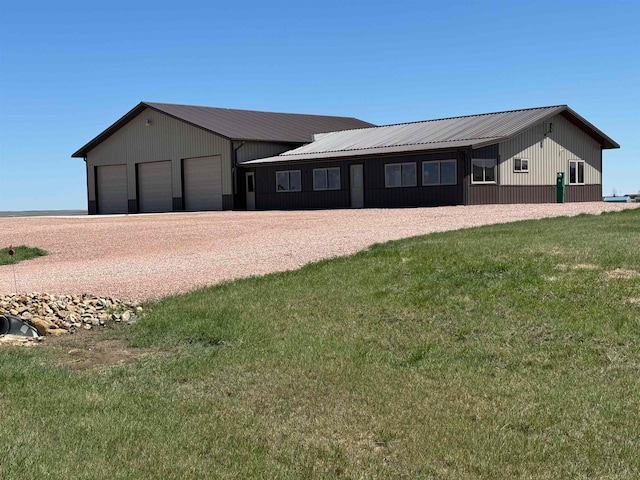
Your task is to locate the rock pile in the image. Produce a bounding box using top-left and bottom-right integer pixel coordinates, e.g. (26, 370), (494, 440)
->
(0, 293), (142, 336)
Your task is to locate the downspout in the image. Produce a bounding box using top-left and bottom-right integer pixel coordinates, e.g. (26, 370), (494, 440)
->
(462, 148), (471, 206)
(84, 156), (92, 215)
(232, 141), (245, 209)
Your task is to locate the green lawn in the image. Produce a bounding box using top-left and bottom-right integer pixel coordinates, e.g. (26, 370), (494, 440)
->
(1, 210), (639, 479)
(0, 245), (47, 265)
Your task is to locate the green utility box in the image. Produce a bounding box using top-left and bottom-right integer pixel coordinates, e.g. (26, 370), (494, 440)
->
(556, 172), (565, 203)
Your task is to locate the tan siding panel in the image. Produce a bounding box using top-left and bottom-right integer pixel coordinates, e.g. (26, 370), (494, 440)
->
(499, 114), (601, 186)
(86, 108), (232, 204)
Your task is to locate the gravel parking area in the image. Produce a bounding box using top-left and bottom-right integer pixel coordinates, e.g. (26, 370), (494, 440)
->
(1, 202), (638, 301)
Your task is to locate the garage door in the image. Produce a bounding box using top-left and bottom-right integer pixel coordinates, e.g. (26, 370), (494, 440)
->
(137, 161), (173, 213)
(96, 165), (128, 214)
(183, 156), (223, 211)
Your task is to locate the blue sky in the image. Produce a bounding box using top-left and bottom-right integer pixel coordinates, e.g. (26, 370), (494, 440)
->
(1, 0), (638, 210)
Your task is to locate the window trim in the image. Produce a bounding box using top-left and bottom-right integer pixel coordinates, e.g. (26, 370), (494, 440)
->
(471, 158), (497, 184)
(422, 159), (457, 186)
(568, 160), (585, 185)
(313, 167), (341, 191)
(514, 158), (529, 173)
(275, 170), (302, 193)
(384, 162), (417, 188)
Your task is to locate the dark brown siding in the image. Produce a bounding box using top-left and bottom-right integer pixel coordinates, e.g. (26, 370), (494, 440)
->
(471, 144), (499, 159)
(222, 195), (233, 210)
(465, 144), (500, 205)
(251, 151), (466, 210)
(88, 200), (97, 215)
(467, 185), (500, 205)
(253, 161), (350, 210)
(128, 199), (138, 214)
(469, 185), (601, 204)
(498, 186), (555, 203)
(364, 152), (464, 208)
(566, 184), (601, 202)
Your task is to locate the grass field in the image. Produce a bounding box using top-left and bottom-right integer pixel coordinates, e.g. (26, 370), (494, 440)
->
(0, 245), (47, 265)
(1, 210), (639, 479)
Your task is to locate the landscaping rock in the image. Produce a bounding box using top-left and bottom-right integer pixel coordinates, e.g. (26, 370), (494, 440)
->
(0, 293), (140, 336)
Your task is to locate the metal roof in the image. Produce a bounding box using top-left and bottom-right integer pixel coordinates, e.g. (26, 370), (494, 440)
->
(72, 102), (374, 158)
(241, 105), (619, 165)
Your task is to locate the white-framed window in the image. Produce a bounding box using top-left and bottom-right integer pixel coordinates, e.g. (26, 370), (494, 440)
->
(313, 167), (341, 191)
(422, 159), (457, 186)
(514, 158), (529, 173)
(276, 170), (301, 192)
(472, 158), (496, 184)
(385, 162), (417, 188)
(568, 160), (585, 185)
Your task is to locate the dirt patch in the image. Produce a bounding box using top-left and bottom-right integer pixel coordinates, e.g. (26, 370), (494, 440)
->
(604, 268), (640, 280)
(44, 330), (150, 370)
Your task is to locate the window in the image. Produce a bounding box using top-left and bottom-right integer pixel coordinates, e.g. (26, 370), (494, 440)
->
(514, 158), (529, 173)
(276, 170), (301, 192)
(313, 167), (341, 191)
(385, 163), (417, 188)
(472, 159), (496, 183)
(422, 160), (457, 186)
(568, 160), (585, 184)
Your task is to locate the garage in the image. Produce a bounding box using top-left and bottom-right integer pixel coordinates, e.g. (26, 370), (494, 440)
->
(137, 161), (173, 213)
(183, 155), (223, 211)
(96, 165), (128, 214)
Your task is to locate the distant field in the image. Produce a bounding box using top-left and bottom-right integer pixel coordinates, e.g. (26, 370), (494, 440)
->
(0, 210), (87, 218)
(1, 209), (639, 479)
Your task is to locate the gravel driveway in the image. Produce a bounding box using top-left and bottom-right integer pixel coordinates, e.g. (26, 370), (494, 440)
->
(1, 203), (638, 301)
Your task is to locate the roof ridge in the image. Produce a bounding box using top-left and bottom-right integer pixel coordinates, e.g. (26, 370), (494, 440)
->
(143, 101), (363, 120)
(309, 105), (568, 137)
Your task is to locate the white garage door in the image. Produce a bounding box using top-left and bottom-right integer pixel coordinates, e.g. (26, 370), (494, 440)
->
(183, 156), (223, 211)
(97, 165), (128, 214)
(138, 161), (173, 213)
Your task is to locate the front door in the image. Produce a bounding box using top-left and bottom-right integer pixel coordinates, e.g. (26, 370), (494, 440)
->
(246, 172), (256, 210)
(350, 164), (364, 208)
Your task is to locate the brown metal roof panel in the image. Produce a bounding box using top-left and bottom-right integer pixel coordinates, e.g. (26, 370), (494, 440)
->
(144, 102), (374, 142)
(279, 106), (565, 157)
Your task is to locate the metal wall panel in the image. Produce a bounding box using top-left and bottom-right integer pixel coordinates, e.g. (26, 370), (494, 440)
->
(252, 151), (465, 210)
(236, 141), (301, 163)
(96, 165), (128, 214)
(137, 161), (173, 213)
(566, 184), (601, 202)
(467, 185), (499, 205)
(498, 186), (555, 204)
(86, 108), (232, 205)
(499, 114), (602, 186)
(183, 156), (223, 211)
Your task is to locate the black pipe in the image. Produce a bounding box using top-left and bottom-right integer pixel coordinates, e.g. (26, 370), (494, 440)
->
(0, 315), (9, 335)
